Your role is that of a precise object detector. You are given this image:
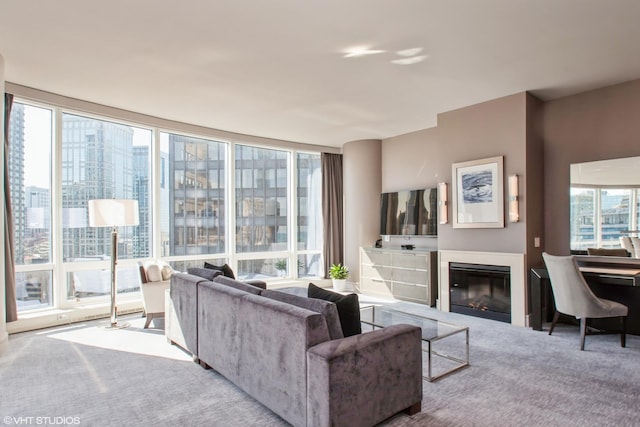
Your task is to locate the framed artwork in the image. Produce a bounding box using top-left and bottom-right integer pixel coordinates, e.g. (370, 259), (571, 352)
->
(452, 156), (504, 228)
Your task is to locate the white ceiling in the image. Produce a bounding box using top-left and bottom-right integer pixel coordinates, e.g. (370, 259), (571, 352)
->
(2, 0), (640, 148)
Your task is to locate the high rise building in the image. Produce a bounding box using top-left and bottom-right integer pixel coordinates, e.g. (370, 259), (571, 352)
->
(61, 114), (135, 261)
(24, 186), (50, 264)
(133, 145), (150, 258)
(8, 103), (25, 263)
(168, 134), (226, 256)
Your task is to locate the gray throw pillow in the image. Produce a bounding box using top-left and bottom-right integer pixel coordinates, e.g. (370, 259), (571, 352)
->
(203, 262), (235, 279)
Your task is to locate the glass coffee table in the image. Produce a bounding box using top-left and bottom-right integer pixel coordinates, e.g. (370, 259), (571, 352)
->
(360, 305), (469, 381)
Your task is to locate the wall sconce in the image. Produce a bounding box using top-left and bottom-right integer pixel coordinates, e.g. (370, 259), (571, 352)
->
(508, 174), (519, 223)
(438, 182), (448, 224)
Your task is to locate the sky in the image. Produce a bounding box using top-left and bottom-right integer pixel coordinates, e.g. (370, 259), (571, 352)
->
(22, 104), (153, 188)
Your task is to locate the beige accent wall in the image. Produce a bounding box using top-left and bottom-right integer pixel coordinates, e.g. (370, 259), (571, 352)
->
(378, 92), (544, 318)
(1, 53), (8, 355)
(382, 92), (531, 254)
(343, 139), (381, 284)
(543, 79), (640, 255)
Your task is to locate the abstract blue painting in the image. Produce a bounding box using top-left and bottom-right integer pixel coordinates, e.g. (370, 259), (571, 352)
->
(461, 170), (493, 204)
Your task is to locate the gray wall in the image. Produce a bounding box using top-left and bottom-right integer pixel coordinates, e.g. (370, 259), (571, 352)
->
(373, 79), (640, 267)
(543, 79), (640, 255)
(381, 92), (530, 255)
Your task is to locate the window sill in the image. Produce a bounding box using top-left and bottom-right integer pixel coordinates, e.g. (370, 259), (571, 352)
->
(7, 299), (144, 334)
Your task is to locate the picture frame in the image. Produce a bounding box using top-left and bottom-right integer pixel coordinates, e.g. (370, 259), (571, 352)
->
(452, 156), (504, 228)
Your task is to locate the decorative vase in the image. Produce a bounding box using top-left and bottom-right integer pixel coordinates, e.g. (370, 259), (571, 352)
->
(332, 279), (347, 292)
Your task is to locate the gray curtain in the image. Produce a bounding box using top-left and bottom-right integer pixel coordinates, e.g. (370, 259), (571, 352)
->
(4, 93), (17, 322)
(321, 153), (343, 277)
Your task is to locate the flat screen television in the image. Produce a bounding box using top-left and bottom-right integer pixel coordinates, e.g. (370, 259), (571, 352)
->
(380, 188), (437, 236)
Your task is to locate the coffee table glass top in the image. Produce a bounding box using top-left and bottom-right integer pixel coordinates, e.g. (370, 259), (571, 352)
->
(360, 304), (470, 381)
(360, 305), (466, 340)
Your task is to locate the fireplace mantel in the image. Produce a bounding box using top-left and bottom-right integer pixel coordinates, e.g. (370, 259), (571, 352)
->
(439, 250), (527, 327)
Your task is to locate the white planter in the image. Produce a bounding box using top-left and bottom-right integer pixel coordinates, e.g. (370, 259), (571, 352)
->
(332, 279), (347, 292)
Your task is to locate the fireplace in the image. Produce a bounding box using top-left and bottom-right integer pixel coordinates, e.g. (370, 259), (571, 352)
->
(449, 262), (511, 323)
(439, 250), (525, 327)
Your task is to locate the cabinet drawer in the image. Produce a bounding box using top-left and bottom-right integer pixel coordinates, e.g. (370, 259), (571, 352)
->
(362, 250), (391, 266)
(392, 268), (428, 284)
(361, 277), (393, 297)
(393, 282), (428, 302)
(392, 253), (429, 269)
(362, 264), (392, 281)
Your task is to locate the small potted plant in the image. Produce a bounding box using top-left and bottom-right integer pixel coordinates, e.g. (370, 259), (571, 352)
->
(275, 259), (287, 277)
(329, 263), (349, 292)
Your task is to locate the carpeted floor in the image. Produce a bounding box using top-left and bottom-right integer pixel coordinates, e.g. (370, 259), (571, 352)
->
(1, 297), (639, 427)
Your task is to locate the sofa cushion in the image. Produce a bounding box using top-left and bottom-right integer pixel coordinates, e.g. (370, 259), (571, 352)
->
(214, 275), (263, 295)
(308, 283), (361, 337)
(187, 267), (222, 282)
(204, 262), (235, 279)
(261, 289), (344, 340)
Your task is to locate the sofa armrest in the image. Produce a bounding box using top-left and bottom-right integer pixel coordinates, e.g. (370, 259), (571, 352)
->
(306, 324), (422, 427)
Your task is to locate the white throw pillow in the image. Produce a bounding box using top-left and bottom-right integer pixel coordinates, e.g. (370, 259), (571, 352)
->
(159, 261), (174, 281)
(144, 261), (163, 282)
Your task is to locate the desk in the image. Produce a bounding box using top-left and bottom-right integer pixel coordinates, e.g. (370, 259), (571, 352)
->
(530, 259), (640, 334)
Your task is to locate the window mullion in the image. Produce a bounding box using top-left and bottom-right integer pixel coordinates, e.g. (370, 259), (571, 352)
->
(290, 151), (297, 278)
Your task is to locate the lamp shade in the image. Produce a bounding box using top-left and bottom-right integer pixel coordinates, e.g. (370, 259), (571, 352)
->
(88, 199), (139, 227)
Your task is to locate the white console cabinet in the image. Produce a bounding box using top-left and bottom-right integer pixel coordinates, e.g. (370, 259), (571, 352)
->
(360, 247), (438, 306)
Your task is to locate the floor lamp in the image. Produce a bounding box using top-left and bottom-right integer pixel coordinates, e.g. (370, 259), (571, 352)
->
(88, 199), (139, 329)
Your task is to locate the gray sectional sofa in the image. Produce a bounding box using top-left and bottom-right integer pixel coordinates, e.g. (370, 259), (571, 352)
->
(166, 272), (423, 427)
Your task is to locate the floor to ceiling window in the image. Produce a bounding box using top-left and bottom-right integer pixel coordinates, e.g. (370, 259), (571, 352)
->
(160, 132), (229, 272)
(61, 113), (152, 303)
(8, 95), (325, 316)
(235, 145), (289, 278)
(9, 102), (53, 312)
(296, 152), (322, 278)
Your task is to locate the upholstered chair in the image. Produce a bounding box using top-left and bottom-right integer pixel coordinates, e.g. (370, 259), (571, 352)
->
(630, 236), (640, 258)
(138, 260), (173, 328)
(619, 236), (634, 256)
(542, 253), (628, 350)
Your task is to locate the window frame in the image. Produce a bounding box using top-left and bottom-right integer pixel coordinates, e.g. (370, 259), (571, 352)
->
(8, 91), (327, 317)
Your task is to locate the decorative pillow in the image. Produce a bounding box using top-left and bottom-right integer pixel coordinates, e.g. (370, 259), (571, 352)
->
(144, 261), (163, 282)
(187, 267), (222, 281)
(159, 261), (175, 280)
(204, 262), (235, 279)
(308, 283), (361, 337)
